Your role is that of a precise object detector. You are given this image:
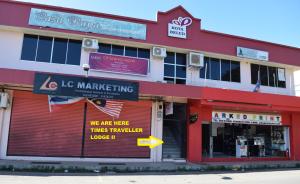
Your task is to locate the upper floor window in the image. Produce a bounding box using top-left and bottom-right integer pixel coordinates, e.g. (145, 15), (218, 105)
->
(200, 57), (241, 83)
(251, 64), (286, 88)
(97, 43), (150, 59)
(21, 34), (82, 65)
(164, 52), (186, 84)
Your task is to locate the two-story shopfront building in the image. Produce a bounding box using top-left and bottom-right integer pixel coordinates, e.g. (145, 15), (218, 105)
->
(1, 0), (300, 163)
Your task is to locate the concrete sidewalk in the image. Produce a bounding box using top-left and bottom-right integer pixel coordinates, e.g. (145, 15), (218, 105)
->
(1, 159), (300, 173)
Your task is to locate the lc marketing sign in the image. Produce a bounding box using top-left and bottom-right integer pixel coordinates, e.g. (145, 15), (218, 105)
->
(29, 8), (147, 40)
(212, 111), (281, 125)
(33, 73), (139, 101)
(168, 17), (192, 39)
(89, 53), (149, 76)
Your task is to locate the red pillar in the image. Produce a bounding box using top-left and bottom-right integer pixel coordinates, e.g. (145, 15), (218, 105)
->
(291, 113), (300, 160)
(187, 100), (212, 163)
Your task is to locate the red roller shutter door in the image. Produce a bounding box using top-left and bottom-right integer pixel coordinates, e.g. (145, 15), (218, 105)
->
(84, 100), (152, 158)
(7, 91), (84, 157)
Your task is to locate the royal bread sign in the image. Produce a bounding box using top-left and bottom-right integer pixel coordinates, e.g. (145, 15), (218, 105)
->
(168, 17), (192, 39)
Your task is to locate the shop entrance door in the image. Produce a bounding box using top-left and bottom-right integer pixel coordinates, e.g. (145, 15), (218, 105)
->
(162, 103), (187, 160)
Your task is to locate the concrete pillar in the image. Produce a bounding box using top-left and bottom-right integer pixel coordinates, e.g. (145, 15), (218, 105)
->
(150, 101), (163, 162)
(0, 90), (13, 159)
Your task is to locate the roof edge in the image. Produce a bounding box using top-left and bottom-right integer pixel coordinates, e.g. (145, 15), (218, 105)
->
(158, 5), (201, 21)
(202, 29), (300, 51)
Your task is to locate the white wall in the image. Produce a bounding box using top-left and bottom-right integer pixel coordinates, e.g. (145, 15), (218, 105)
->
(0, 29), (296, 96)
(0, 109), (4, 153)
(187, 60), (295, 96)
(294, 70), (300, 96)
(0, 29), (164, 83)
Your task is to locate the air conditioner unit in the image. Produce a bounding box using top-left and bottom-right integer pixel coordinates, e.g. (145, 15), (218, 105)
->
(188, 52), (204, 67)
(152, 47), (167, 58)
(82, 38), (99, 50)
(0, 92), (9, 108)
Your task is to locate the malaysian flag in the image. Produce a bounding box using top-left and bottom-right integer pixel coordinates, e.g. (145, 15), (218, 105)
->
(88, 98), (123, 118)
(253, 71), (261, 92)
(253, 80), (261, 92)
(48, 96), (84, 112)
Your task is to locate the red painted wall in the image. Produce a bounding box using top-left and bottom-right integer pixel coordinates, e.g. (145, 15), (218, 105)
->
(0, 68), (203, 99)
(0, 1), (299, 66)
(291, 113), (300, 160)
(3, 68), (300, 111)
(187, 100), (212, 162)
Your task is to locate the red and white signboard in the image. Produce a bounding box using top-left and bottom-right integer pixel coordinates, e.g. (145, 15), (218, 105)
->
(168, 17), (192, 39)
(89, 53), (149, 76)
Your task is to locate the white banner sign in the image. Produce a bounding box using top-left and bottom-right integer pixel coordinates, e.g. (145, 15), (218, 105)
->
(277, 68), (286, 81)
(237, 47), (269, 61)
(165, 102), (173, 116)
(29, 8), (147, 40)
(212, 111), (281, 125)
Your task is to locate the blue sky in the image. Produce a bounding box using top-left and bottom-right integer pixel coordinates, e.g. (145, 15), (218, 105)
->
(17, 0), (300, 48)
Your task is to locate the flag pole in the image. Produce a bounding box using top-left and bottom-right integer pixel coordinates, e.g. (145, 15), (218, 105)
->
(257, 69), (260, 82)
(273, 73), (278, 94)
(48, 95), (52, 112)
(254, 69), (260, 92)
(273, 73), (276, 87)
(204, 62), (207, 87)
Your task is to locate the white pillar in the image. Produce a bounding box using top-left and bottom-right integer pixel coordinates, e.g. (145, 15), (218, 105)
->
(150, 101), (163, 162)
(0, 90), (13, 159)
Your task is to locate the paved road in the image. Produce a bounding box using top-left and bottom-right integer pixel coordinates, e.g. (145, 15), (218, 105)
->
(1, 169), (300, 184)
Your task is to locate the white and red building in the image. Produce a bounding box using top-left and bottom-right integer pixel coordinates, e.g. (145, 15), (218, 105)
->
(1, 0), (300, 163)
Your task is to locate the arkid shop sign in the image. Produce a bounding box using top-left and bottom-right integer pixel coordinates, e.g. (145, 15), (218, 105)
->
(33, 73), (139, 101)
(212, 111), (282, 125)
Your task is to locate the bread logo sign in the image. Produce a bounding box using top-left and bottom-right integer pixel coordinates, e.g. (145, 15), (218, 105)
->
(40, 76), (58, 91)
(168, 17), (192, 39)
(171, 17), (192, 27)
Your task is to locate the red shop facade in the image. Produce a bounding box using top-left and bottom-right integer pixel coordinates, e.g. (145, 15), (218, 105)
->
(0, 0), (300, 163)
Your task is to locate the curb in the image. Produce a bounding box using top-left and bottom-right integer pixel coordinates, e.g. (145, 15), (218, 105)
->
(1, 161), (300, 173)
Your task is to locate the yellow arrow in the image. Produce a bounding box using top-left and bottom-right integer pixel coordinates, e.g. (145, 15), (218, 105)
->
(137, 136), (164, 149)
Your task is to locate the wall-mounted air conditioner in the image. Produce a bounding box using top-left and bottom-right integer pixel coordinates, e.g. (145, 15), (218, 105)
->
(152, 47), (167, 58)
(82, 38), (99, 50)
(188, 52), (204, 67)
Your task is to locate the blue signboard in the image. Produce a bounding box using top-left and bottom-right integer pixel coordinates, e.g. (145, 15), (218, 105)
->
(33, 73), (139, 101)
(28, 8), (147, 40)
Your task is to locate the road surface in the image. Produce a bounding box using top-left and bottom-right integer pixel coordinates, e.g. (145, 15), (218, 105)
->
(0, 169), (300, 184)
